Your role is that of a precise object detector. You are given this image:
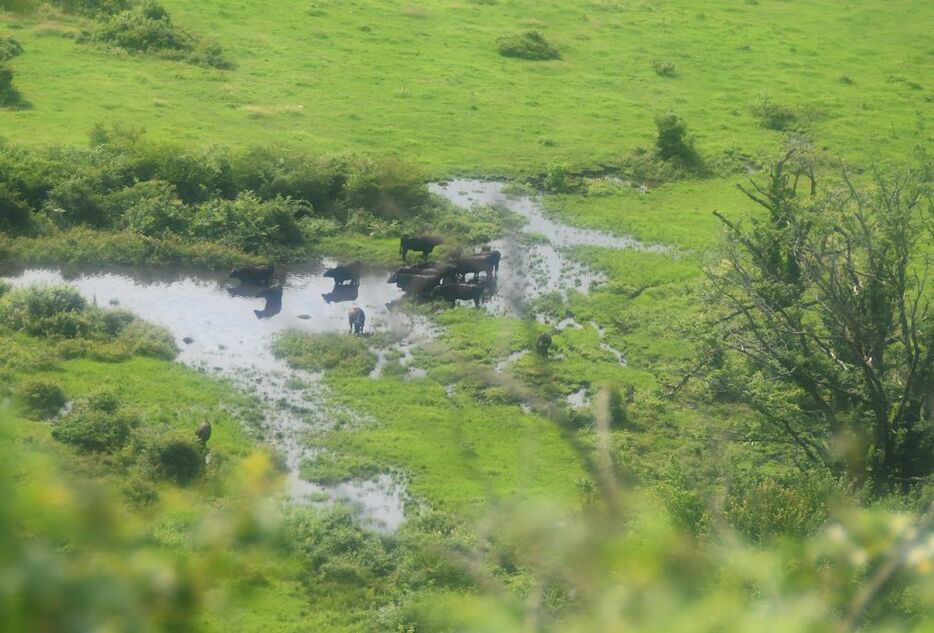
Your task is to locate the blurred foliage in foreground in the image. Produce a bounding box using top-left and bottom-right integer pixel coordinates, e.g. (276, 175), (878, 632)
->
(2, 396), (932, 632)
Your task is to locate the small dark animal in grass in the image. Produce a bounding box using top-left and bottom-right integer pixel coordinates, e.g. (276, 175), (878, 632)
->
(322, 284), (359, 304)
(254, 284), (283, 319)
(229, 265), (274, 286)
(324, 261), (362, 287)
(431, 283), (485, 307)
(348, 307), (366, 334)
(196, 420), (212, 446)
(400, 235), (443, 261)
(535, 332), (553, 357)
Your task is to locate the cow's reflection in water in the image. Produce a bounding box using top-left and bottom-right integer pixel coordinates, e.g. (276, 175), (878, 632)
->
(254, 284), (283, 319)
(321, 284), (359, 304)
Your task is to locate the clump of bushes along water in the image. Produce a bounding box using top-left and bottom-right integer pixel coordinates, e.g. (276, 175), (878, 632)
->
(0, 130), (436, 262)
(0, 283), (177, 359)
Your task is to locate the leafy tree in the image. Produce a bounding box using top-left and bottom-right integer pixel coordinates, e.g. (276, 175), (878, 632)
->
(698, 153), (934, 492)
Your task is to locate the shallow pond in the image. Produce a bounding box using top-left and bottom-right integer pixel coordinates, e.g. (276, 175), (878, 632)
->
(3, 263), (415, 533)
(2, 180), (647, 532)
(431, 179), (657, 313)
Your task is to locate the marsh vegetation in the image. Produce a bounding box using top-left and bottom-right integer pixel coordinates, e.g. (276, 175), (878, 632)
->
(1, 0), (933, 631)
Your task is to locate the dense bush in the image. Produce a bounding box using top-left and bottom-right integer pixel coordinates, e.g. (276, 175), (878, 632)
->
(139, 431), (204, 484)
(51, 397), (137, 452)
(0, 35), (23, 61)
(0, 136), (473, 262)
(726, 474), (834, 541)
(0, 284), (88, 336)
(0, 183), (33, 233)
(190, 192), (309, 253)
(654, 113), (700, 167)
(750, 93), (797, 130)
(496, 31), (560, 61)
(343, 158), (430, 220)
(43, 176), (111, 227)
(16, 377), (67, 418)
(85, 1), (232, 69)
(113, 180), (190, 236)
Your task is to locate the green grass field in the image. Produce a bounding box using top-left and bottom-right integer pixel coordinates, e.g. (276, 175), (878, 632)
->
(3, 0), (931, 174)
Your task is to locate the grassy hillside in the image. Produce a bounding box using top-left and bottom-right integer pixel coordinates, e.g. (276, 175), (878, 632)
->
(2, 0), (932, 173)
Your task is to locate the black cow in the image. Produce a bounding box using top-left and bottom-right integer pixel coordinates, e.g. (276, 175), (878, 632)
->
(254, 284), (283, 319)
(324, 261), (362, 287)
(535, 332), (553, 357)
(390, 272), (443, 298)
(229, 265), (274, 286)
(400, 235), (443, 262)
(322, 285), (359, 304)
(348, 307), (366, 335)
(455, 254), (496, 281)
(431, 283), (485, 308)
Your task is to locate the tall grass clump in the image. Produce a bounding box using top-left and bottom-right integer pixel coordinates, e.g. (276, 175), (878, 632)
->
(496, 31), (560, 61)
(274, 330), (377, 376)
(750, 93), (797, 130)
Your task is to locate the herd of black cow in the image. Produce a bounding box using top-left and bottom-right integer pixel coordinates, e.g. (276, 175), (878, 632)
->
(225, 235), (504, 336)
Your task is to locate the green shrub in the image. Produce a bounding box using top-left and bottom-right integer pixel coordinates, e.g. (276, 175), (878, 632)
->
(0, 35), (23, 61)
(0, 65), (22, 107)
(0, 284), (90, 337)
(343, 158), (430, 220)
(274, 331), (377, 376)
(140, 432), (204, 484)
(97, 308), (136, 336)
(750, 93), (797, 130)
(86, 1), (232, 69)
(191, 192), (308, 253)
(0, 280), (10, 298)
(726, 474), (832, 541)
(51, 401), (136, 452)
(654, 113), (700, 167)
(16, 378), (67, 418)
(43, 176), (111, 227)
(496, 31), (560, 61)
(111, 180), (191, 236)
(0, 182), (33, 233)
(90, 1), (192, 53)
(114, 319), (177, 359)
